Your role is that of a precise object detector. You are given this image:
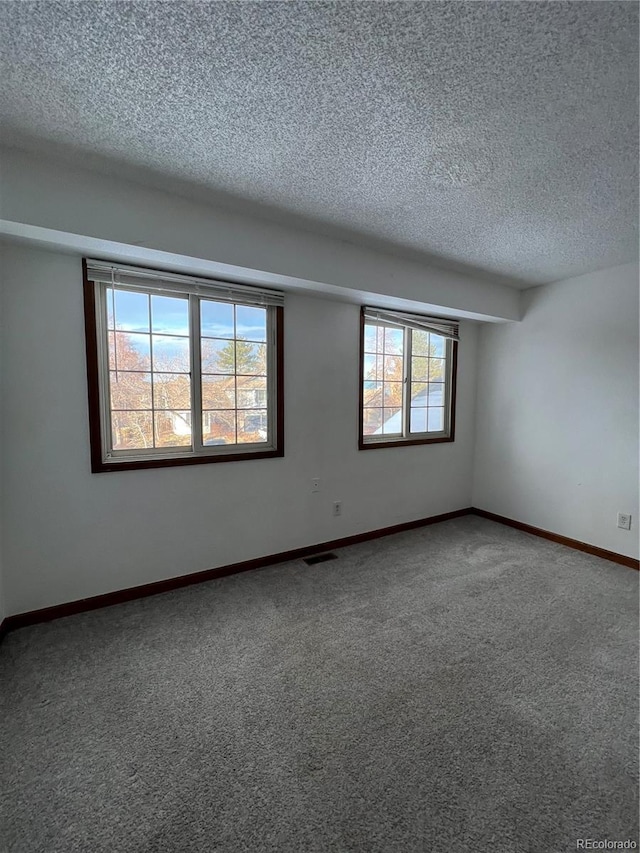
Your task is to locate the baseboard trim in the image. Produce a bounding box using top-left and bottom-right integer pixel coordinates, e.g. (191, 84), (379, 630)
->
(2, 508), (473, 635)
(471, 508), (639, 571)
(3, 505), (636, 639)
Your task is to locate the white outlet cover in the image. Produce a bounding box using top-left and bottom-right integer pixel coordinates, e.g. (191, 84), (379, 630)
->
(617, 513), (632, 530)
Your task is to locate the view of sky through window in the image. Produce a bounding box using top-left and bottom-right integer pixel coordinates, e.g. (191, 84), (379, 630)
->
(200, 298), (268, 447)
(106, 289), (270, 452)
(107, 288), (192, 450)
(362, 323), (447, 438)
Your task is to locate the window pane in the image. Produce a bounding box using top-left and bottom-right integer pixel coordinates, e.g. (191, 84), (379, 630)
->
(106, 288), (115, 330)
(237, 410), (268, 443)
(154, 411), (192, 447)
(151, 295), (189, 335)
(109, 371), (152, 410)
(410, 408), (427, 433)
(411, 356), (428, 382)
(412, 329), (430, 356)
(113, 332), (151, 371)
(361, 318), (451, 446)
(236, 306), (267, 342)
(428, 382), (445, 406)
(363, 353), (383, 380)
(237, 376), (268, 409)
(201, 339), (234, 373)
(429, 359), (446, 381)
(235, 342), (267, 375)
(363, 381), (383, 407)
(201, 300), (234, 339)
(364, 324), (383, 353)
(152, 335), (190, 372)
(382, 407), (402, 434)
(111, 411), (153, 450)
(363, 408), (383, 435)
(430, 334), (446, 357)
(383, 382), (403, 407)
(428, 407), (445, 432)
(384, 327), (403, 355)
(114, 289), (149, 332)
(202, 375), (235, 409)
(202, 411), (236, 445)
(410, 382), (427, 406)
(97, 281), (281, 463)
(152, 373), (191, 410)
(383, 355), (403, 380)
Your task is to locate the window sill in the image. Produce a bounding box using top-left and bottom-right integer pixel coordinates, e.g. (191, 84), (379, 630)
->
(359, 436), (454, 450)
(91, 447), (284, 473)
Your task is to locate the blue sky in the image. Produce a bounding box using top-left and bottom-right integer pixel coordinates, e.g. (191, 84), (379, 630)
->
(108, 290), (267, 360)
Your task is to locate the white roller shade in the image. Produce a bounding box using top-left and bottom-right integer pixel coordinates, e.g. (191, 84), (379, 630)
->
(363, 307), (459, 341)
(86, 260), (284, 307)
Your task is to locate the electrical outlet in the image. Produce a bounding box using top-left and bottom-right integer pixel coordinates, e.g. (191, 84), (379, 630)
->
(332, 501), (342, 517)
(311, 478), (320, 493)
(617, 513), (632, 530)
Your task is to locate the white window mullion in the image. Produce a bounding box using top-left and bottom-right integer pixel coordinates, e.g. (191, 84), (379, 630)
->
(96, 282), (114, 459)
(148, 290), (155, 449)
(190, 294), (204, 452)
(403, 327), (411, 438)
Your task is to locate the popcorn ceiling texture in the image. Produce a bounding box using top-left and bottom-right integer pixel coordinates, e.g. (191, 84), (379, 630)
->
(0, 1), (637, 284)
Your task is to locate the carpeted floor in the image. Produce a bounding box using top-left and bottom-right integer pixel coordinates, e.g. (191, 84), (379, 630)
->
(1, 515), (638, 853)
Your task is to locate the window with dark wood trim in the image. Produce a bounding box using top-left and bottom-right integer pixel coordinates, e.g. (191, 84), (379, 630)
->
(358, 306), (458, 450)
(83, 259), (284, 472)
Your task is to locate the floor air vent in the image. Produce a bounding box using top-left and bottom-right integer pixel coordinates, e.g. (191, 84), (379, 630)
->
(303, 552), (338, 566)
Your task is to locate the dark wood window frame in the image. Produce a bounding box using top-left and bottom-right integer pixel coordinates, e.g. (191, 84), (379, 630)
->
(358, 307), (458, 450)
(83, 259), (284, 473)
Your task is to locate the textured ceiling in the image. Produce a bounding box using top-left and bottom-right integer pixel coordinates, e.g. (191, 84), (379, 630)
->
(0, 1), (638, 285)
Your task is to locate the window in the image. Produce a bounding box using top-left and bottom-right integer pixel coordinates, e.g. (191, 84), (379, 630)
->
(83, 259), (284, 471)
(359, 306), (458, 449)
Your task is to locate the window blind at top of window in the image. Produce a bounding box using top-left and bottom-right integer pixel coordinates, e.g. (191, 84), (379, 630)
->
(363, 307), (459, 341)
(85, 260), (285, 307)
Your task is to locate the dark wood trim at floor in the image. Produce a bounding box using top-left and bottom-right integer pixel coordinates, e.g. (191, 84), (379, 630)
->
(1, 508), (473, 636)
(2, 505), (637, 641)
(471, 508), (640, 571)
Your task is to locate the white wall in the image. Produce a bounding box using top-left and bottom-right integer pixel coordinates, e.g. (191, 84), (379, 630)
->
(1, 148), (635, 619)
(0, 244), (478, 616)
(473, 262), (639, 559)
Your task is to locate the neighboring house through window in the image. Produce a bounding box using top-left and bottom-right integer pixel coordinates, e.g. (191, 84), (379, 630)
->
(84, 259), (284, 471)
(359, 307), (458, 449)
